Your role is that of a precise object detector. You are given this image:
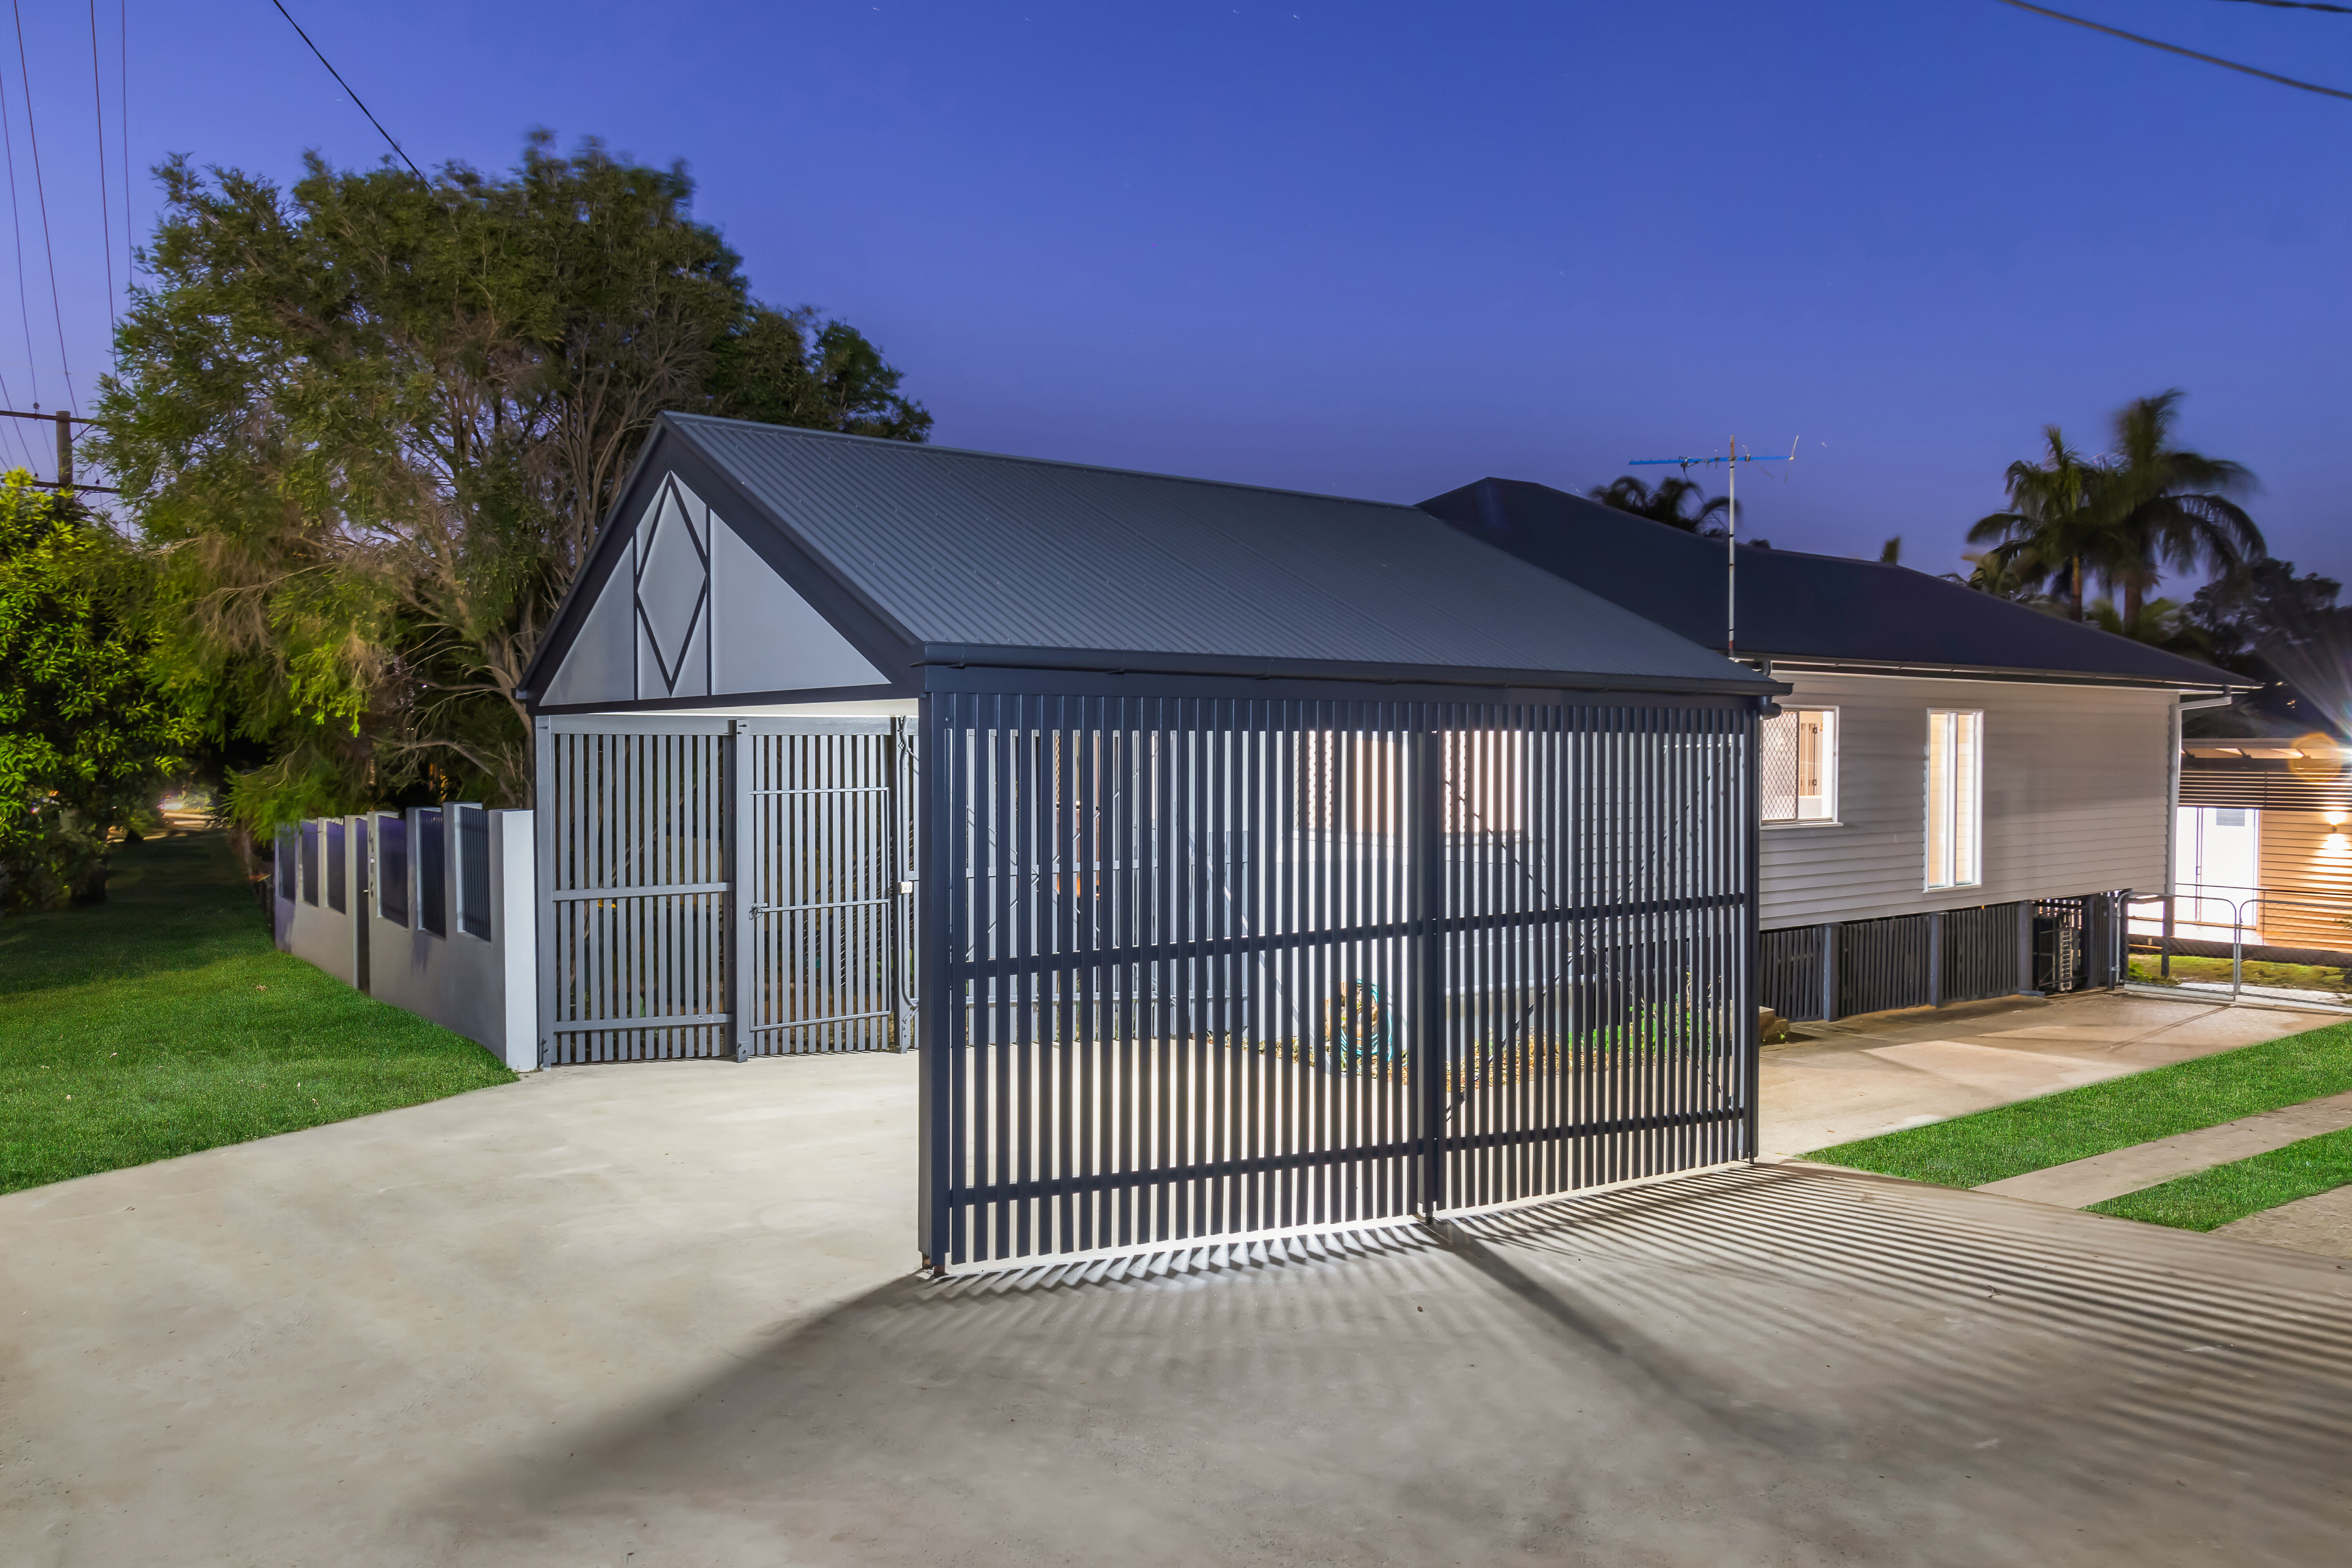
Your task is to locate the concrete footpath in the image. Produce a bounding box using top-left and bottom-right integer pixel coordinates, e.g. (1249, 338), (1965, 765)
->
(1977, 1089), (2352, 1209)
(7, 1038), (2352, 1564)
(1758, 990), (2339, 1158)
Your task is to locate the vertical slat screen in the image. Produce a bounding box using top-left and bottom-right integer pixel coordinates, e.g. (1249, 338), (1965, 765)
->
(1758, 925), (1826, 1021)
(923, 693), (1757, 1267)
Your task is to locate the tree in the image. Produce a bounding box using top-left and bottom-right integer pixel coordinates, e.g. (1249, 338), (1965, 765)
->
(1966, 426), (2114, 621)
(91, 134), (930, 829)
(1967, 394), (2262, 635)
(1588, 474), (1731, 534)
(2102, 390), (2263, 632)
(2185, 559), (2350, 738)
(0, 475), (194, 907)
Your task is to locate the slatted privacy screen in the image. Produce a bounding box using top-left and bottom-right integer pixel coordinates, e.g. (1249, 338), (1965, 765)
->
(922, 691), (1758, 1269)
(535, 714), (911, 1065)
(1758, 925), (1826, 1021)
(1940, 902), (2021, 1003)
(1836, 913), (1933, 1017)
(375, 813), (409, 926)
(417, 808), (447, 937)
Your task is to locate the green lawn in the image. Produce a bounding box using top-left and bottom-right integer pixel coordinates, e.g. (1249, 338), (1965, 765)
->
(2087, 1125), (2352, 1231)
(1808, 1022), (2352, 1188)
(2129, 953), (2352, 994)
(0, 831), (512, 1196)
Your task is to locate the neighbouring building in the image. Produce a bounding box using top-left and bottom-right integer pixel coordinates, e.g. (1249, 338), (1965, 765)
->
(1417, 476), (2254, 1020)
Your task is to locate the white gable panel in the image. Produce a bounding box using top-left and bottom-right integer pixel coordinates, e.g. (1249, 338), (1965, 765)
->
(539, 560), (635, 707)
(711, 512), (887, 694)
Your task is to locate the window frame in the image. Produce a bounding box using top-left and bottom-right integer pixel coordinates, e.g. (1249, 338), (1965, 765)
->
(1759, 704), (1842, 829)
(1924, 708), (1985, 890)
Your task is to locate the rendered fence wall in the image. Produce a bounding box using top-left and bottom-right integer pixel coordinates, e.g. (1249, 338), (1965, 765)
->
(275, 805), (536, 1070)
(921, 690), (1758, 1268)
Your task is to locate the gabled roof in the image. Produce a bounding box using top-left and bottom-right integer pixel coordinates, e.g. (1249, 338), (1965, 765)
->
(521, 417), (1779, 704)
(1418, 477), (2253, 692)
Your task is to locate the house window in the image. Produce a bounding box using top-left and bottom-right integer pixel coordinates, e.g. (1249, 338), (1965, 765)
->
(1760, 708), (1837, 823)
(1926, 710), (1983, 889)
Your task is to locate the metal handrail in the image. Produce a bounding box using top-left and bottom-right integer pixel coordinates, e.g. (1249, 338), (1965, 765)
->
(2127, 889), (2352, 1002)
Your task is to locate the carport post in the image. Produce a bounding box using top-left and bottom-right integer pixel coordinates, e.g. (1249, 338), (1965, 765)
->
(533, 717), (555, 1071)
(1412, 725), (1447, 1218)
(729, 720), (753, 1063)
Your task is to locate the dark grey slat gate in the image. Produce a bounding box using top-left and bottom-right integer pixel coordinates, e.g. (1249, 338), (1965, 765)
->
(920, 691), (1757, 1269)
(534, 713), (913, 1065)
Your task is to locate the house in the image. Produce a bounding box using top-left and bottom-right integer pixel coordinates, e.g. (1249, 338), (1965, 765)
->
(2173, 726), (2352, 958)
(515, 416), (1783, 1265)
(1417, 476), (2254, 1020)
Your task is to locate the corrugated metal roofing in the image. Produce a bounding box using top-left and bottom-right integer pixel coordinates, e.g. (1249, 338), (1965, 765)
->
(659, 416), (1774, 693)
(1419, 477), (2250, 690)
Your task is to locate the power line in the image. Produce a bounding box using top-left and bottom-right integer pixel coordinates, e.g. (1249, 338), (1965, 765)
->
(2209, 0), (2352, 13)
(1991, 0), (2352, 100)
(11, 1), (79, 412)
(0, 39), (39, 470)
(265, 1), (426, 181)
(118, 0), (127, 309)
(87, 1), (113, 334)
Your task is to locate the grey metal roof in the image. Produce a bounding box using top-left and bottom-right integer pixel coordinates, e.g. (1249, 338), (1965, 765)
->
(639, 416), (1775, 695)
(1419, 477), (2252, 691)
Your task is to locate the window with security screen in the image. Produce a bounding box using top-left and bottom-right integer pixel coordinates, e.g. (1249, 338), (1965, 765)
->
(1926, 709), (1984, 889)
(1760, 707), (1837, 824)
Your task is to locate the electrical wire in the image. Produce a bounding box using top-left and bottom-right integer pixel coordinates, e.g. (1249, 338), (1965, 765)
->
(1990, 0), (2352, 100)
(11, 1), (79, 412)
(2209, 0), (2352, 13)
(266, 0), (425, 181)
(118, 0), (127, 309)
(88, 1), (113, 333)
(0, 38), (41, 470)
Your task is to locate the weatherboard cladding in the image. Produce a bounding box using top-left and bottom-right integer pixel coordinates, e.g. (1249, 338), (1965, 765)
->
(1419, 477), (2244, 690)
(655, 415), (1773, 694)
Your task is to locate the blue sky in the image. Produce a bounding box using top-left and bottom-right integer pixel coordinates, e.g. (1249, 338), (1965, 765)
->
(13, 2), (2351, 588)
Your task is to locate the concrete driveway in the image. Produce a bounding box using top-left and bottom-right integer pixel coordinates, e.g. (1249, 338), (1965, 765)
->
(7, 1015), (2352, 1564)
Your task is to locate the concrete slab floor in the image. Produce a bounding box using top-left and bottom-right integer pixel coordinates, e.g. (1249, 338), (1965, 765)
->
(7, 1046), (2352, 1564)
(1760, 990), (2343, 1159)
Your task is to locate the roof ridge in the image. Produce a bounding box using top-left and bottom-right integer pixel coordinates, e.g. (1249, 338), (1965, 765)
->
(663, 412), (1428, 514)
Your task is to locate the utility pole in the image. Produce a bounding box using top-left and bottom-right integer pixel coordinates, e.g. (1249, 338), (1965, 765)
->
(0, 407), (114, 492)
(1626, 439), (1795, 659)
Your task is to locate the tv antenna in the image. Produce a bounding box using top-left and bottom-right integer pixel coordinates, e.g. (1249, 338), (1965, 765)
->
(1626, 437), (1796, 659)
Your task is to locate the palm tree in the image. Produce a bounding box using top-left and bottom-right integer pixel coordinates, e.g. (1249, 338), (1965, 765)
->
(2100, 390), (2263, 633)
(1967, 427), (2116, 621)
(1588, 474), (1731, 534)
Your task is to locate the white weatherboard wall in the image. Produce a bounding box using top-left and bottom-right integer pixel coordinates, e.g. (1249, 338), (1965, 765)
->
(275, 808), (537, 1071)
(1761, 671), (2174, 928)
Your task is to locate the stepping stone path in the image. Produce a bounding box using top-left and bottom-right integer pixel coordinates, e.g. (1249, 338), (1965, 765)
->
(1974, 1088), (2352, 1209)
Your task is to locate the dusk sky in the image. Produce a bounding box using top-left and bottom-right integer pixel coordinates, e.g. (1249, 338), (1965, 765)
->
(11, 2), (2350, 589)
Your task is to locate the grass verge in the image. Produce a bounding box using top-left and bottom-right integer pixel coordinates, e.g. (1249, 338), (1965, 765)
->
(1808, 1021), (2352, 1187)
(0, 830), (512, 1196)
(2128, 954), (2352, 994)
(2087, 1126), (2352, 1231)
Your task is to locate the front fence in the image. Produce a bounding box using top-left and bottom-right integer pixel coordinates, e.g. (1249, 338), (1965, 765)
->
(921, 691), (1759, 1268)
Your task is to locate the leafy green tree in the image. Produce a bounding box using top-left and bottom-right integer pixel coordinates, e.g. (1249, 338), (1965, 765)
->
(90, 133), (930, 827)
(0, 475), (194, 907)
(1588, 474), (1731, 534)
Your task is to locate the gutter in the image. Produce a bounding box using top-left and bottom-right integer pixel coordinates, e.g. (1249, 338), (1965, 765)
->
(1749, 655), (2256, 694)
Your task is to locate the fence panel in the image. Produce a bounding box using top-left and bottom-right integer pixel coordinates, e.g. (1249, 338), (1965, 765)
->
(922, 692), (1756, 1268)
(1941, 902), (2020, 1003)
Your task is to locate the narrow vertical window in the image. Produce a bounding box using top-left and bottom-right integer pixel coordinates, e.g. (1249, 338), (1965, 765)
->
(1926, 710), (1983, 888)
(1760, 708), (1838, 824)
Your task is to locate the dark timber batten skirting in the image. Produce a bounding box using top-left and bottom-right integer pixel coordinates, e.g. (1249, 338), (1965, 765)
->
(1759, 891), (2131, 1023)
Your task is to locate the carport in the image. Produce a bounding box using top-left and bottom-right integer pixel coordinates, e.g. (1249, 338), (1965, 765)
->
(518, 416), (1781, 1265)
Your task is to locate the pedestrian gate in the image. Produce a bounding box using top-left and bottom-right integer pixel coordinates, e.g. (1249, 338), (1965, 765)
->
(534, 714), (915, 1064)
